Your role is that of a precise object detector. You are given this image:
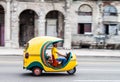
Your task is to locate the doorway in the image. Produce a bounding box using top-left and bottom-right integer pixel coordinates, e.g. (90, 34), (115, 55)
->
(45, 10), (64, 39)
(19, 9), (38, 47)
(0, 5), (5, 46)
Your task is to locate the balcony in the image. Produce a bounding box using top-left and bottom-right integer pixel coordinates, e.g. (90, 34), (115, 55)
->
(78, 16), (92, 23)
(72, 34), (94, 48)
(103, 16), (118, 22)
(45, 0), (64, 2)
(16, 0), (64, 2)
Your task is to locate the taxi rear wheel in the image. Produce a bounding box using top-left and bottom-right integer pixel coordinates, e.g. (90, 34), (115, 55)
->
(32, 67), (42, 76)
(67, 67), (76, 75)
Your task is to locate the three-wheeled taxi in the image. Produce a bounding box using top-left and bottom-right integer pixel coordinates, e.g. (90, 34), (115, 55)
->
(23, 36), (78, 76)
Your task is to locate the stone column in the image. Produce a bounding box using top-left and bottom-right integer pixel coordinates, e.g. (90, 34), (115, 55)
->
(94, 1), (103, 35)
(97, 1), (104, 34)
(11, 0), (19, 48)
(63, 0), (72, 49)
(11, 17), (19, 48)
(64, 17), (71, 49)
(5, 0), (11, 47)
(38, 11), (45, 36)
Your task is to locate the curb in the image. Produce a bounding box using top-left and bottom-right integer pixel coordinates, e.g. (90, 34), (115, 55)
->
(0, 49), (120, 57)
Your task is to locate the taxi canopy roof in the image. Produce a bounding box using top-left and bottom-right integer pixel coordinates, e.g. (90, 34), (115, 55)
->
(28, 36), (63, 46)
(27, 36), (63, 55)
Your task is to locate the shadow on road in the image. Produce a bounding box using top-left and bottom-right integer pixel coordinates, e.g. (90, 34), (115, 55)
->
(21, 72), (75, 77)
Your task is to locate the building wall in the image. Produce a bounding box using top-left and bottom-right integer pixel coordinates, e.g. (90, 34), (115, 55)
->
(0, 0), (120, 49)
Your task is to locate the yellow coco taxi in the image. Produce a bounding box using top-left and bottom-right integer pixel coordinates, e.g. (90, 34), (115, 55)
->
(23, 36), (78, 76)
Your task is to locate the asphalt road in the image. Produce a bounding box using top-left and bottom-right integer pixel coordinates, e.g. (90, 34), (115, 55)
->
(0, 56), (120, 82)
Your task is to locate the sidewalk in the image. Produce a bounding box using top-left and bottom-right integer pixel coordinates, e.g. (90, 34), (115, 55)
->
(64, 49), (120, 57)
(0, 48), (24, 56)
(0, 48), (120, 57)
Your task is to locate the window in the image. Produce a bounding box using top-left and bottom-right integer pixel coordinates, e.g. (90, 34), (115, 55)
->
(44, 0), (64, 2)
(78, 4), (92, 16)
(78, 23), (91, 34)
(105, 24), (109, 35)
(104, 24), (118, 35)
(103, 5), (117, 16)
(78, 12), (92, 15)
(119, 26), (120, 31)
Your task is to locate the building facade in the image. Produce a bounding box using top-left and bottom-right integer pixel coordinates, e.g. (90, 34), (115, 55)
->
(0, 0), (120, 49)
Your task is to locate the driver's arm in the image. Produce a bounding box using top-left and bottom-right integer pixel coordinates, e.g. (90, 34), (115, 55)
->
(57, 52), (66, 57)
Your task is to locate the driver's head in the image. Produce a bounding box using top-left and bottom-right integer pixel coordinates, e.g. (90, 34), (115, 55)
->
(53, 42), (57, 47)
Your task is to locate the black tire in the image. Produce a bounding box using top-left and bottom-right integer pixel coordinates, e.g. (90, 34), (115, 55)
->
(67, 67), (76, 75)
(32, 67), (42, 76)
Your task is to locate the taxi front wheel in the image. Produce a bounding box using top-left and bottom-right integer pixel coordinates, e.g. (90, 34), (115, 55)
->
(32, 67), (42, 76)
(67, 67), (76, 75)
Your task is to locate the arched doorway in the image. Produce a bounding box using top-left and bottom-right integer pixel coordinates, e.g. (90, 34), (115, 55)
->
(45, 10), (64, 39)
(0, 5), (5, 46)
(19, 9), (38, 47)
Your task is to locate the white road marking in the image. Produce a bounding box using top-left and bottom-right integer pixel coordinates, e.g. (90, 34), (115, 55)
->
(74, 80), (120, 82)
(0, 61), (22, 64)
(77, 68), (120, 73)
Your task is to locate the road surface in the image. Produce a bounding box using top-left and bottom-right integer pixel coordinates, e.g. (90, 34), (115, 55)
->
(0, 56), (120, 82)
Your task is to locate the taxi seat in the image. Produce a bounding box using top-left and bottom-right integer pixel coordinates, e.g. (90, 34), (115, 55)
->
(52, 55), (59, 67)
